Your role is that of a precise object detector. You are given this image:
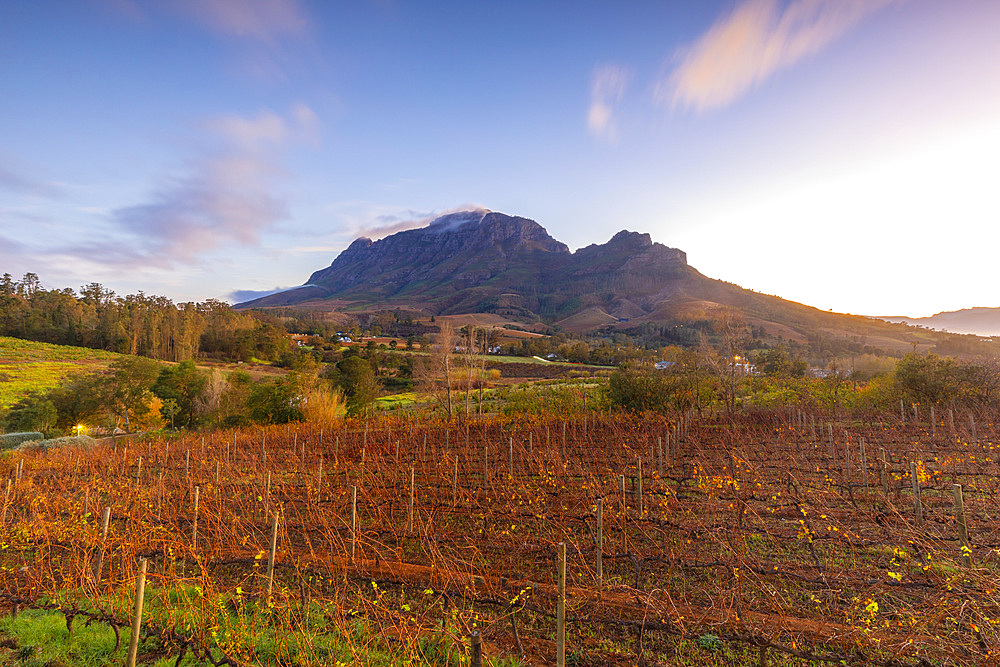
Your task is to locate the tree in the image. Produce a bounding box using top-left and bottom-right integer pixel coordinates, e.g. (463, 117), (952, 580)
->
(152, 360), (207, 427)
(420, 321), (458, 419)
(48, 374), (105, 432)
(336, 356), (378, 416)
(214, 371), (255, 427)
(894, 353), (969, 405)
(193, 369), (227, 422)
(3, 393), (58, 434)
(298, 374), (345, 423)
(461, 325), (477, 417)
(606, 362), (674, 413)
(247, 378), (303, 424)
(701, 316), (750, 418)
(752, 346), (806, 378)
(161, 398), (180, 429)
(100, 357), (161, 431)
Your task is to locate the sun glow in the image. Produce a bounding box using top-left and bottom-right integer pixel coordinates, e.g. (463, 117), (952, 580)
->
(678, 120), (1000, 316)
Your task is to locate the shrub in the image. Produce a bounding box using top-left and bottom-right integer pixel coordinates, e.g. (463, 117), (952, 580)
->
(15, 435), (97, 452)
(0, 431), (44, 450)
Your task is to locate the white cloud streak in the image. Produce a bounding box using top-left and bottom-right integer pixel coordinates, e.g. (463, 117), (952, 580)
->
(352, 204), (489, 240)
(660, 0), (905, 112)
(588, 65), (632, 141)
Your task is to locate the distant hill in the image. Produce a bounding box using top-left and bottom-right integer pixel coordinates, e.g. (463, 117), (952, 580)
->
(236, 209), (998, 355)
(878, 308), (1000, 337)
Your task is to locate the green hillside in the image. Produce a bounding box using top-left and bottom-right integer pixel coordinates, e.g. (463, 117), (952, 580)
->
(0, 337), (121, 407)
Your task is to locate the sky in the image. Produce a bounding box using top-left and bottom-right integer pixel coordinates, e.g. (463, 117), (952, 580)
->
(2, 0), (999, 317)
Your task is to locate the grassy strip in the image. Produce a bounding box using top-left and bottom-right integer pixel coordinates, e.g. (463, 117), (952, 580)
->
(0, 607), (186, 667)
(1, 582), (522, 667)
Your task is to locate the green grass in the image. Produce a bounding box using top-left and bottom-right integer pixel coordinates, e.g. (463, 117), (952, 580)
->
(376, 391), (431, 409)
(0, 361), (97, 407)
(0, 337), (121, 407)
(485, 354), (611, 368)
(0, 607), (192, 667)
(0, 584), (522, 667)
(0, 337), (119, 363)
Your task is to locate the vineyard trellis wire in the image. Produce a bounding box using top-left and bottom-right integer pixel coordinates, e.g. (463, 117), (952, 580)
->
(1, 408), (998, 665)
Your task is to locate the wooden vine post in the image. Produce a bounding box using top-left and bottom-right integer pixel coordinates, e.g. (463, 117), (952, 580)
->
(351, 485), (358, 560)
(126, 558), (148, 667)
(879, 448), (889, 497)
(557, 541), (566, 667)
(596, 497), (603, 586)
(470, 630), (483, 667)
(408, 466), (415, 532)
(619, 474), (626, 516)
(636, 458), (643, 516)
(191, 485), (200, 550)
(910, 461), (922, 525)
(266, 509), (280, 597)
(953, 484), (971, 565)
(508, 437), (514, 476)
(657, 437), (663, 478)
(94, 506), (111, 582)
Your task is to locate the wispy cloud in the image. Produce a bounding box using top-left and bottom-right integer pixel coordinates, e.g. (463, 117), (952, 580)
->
(174, 0), (308, 44)
(227, 286), (298, 303)
(110, 105), (319, 266)
(0, 232), (26, 258)
(104, 0), (312, 81)
(0, 162), (62, 198)
(658, 0), (904, 112)
(588, 65), (632, 142)
(355, 212), (436, 239)
(353, 204), (489, 239)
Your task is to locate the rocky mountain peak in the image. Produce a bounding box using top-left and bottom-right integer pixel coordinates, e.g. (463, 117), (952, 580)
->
(607, 230), (653, 249)
(239, 209), (691, 318)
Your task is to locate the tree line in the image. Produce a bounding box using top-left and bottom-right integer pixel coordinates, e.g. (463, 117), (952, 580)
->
(0, 272), (292, 362)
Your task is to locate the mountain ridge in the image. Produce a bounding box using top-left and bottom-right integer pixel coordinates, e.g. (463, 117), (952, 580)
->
(877, 308), (1000, 337)
(235, 209), (996, 356)
(237, 210), (690, 321)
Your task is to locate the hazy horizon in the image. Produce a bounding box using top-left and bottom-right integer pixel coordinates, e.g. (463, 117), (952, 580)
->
(3, 0), (999, 318)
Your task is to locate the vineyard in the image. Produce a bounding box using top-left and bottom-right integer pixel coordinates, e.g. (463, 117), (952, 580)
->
(1, 410), (998, 665)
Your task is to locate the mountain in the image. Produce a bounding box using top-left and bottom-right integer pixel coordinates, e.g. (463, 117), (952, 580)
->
(878, 308), (1000, 337)
(238, 209), (688, 320)
(236, 209), (993, 354)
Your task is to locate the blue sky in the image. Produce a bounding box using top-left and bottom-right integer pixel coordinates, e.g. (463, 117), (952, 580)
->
(2, 0), (999, 316)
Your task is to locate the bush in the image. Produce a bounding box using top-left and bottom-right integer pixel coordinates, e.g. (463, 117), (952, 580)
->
(605, 363), (674, 413)
(15, 435), (97, 452)
(0, 431), (44, 450)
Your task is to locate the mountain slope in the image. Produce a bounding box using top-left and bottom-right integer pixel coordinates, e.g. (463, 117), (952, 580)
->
(238, 210), (690, 318)
(235, 209), (993, 354)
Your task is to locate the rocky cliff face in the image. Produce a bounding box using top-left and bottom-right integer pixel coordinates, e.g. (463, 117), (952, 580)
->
(305, 211), (570, 296)
(238, 209), (693, 322)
